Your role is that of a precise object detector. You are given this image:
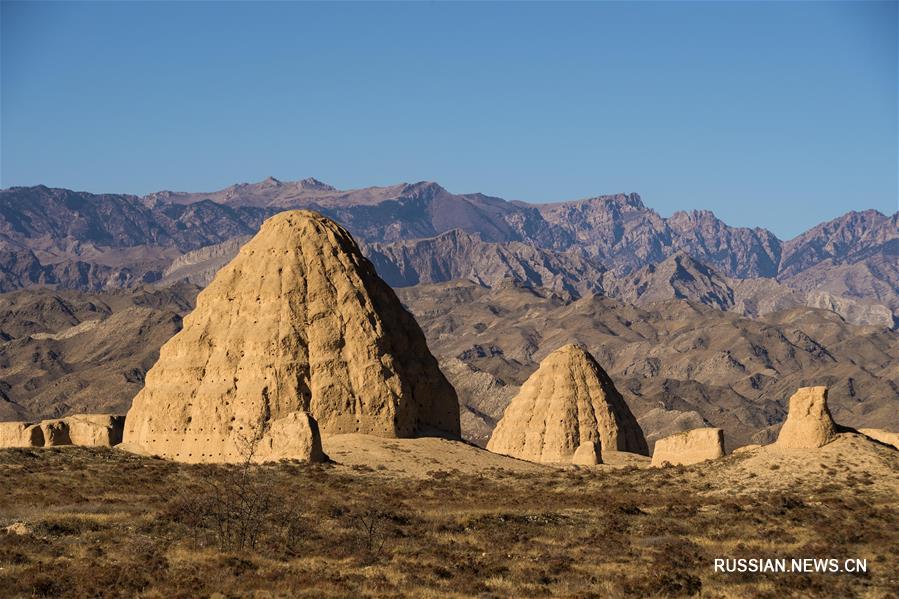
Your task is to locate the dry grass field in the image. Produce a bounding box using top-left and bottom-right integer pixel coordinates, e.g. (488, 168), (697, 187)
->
(1, 439), (897, 598)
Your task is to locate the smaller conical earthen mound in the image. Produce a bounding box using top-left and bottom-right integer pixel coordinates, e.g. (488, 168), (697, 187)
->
(775, 386), (838, 449)
(486, 344), (648, 463)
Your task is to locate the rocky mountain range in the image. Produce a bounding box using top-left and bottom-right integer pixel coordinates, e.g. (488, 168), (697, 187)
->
(166, 234), (893, 326)
(605, 252), (895, 327)
(0, 185), (270, 290)
(2, 179), (895, 326)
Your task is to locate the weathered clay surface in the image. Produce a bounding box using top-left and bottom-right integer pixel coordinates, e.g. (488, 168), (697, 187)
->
(38, 420), (72, 446)
(775, 387), (838, 449)
(0, 422), (43, 447)
(123, 210), (459, 463)
(571, 441), (602, 465)
(65, 415), (125, 447)
(0, 414), (124, 448)
(651, 428), (725, 466)
(486, 344), (647, 463)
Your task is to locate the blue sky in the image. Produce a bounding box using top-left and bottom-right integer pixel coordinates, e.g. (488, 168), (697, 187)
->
(1, 1), (896, 238)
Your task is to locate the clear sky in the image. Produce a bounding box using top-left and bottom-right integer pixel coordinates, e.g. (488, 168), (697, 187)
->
(2, 1), (896, 238)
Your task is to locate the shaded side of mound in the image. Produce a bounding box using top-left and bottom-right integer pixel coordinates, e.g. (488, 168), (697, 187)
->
(487, 344), (648, 463)
(123, 210), (459, 463)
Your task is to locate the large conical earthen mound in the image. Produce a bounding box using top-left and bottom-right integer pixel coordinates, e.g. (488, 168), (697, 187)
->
(123, 210), (460, 463)
(486, 344), (648, 462)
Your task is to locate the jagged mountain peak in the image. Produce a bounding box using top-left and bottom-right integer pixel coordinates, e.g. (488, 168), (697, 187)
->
(586, 192), (644, 209)
(398, 181), (448, 198)
(297, 177), (336, 191)
(786, 209), (892, 242)
(605, 251), (735, 311)
(1, 181), (896, 323)
(661, 251), (714, 270)
(539, 192), (645, 211)
(669, 208), (719, 223)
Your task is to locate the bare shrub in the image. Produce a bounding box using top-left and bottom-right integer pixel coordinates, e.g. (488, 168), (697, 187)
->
(353, 507), (389, 559)
(165, 426), (302, 554)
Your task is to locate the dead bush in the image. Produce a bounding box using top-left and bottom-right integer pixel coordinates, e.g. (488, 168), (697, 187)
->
(163, 428), (302, 554)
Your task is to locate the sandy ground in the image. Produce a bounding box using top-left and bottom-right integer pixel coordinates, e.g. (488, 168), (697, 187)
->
(321, 434), (657, 478)
(701, 433), (899, 497)
(320, 432), (899, 499)
(322, 434), (549, 477)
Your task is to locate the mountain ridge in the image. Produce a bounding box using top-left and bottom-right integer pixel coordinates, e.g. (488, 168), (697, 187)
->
(2, 180), (896, 323)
